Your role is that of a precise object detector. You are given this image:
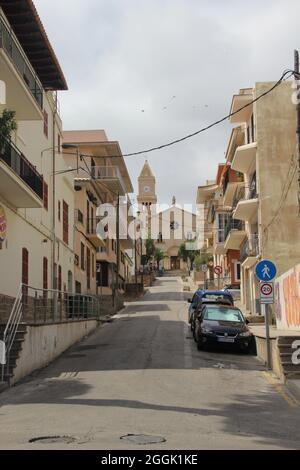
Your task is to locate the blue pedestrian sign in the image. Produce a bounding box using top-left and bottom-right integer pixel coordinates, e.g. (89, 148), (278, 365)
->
(256, 260), (277, 282)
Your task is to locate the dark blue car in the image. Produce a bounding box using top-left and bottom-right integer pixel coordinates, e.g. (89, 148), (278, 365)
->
(188, 290), (234, 330)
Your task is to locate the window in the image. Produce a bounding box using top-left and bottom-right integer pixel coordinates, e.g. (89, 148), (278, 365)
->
(63, 201), (69, 245)
(58, 200), (61, 222)
(43, 257), (48, 291)
(75, 281), (81, 294)
(43, 110), (48, 138)
(22, 248), (29, 286)
(87, 200), (90, 233)
(87, 248), (91, 289)
(81, 243), (85, 271)
(92, 253), (95, 278)
(234, 261), (241, 282)
(58, 265), (62, 292)
(217, 213), (230, 243)
(77, 209), (83, 224)
(43, 181), (48, 211)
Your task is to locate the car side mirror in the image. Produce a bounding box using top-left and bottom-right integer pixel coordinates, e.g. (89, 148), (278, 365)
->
(246, 319), (250, 325)
(188, 299), (192, 303)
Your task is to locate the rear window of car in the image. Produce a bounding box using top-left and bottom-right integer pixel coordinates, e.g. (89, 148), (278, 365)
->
(202, 294), (231, 302)
(204, 307), (244, 323)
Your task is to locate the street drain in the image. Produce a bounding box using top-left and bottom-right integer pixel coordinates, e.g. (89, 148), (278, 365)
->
(120, 434), (166, 445)
(29, 436), (77, 445)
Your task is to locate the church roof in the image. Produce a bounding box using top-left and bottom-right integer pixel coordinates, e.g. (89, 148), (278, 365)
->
(139, 160), (155, 179)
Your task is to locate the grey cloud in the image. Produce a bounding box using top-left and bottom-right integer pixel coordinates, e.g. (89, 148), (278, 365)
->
(35, 0), (300, 205)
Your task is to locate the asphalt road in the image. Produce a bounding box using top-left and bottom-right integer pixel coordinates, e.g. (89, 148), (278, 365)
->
(0, 276), (300, 450)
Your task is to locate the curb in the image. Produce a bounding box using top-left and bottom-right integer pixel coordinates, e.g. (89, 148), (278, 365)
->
(286, 380), (300, 403)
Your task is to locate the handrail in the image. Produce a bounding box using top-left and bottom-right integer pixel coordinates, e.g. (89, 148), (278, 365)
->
(1, 283), (23, 384)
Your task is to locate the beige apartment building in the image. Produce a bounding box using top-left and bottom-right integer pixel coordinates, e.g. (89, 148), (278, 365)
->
(0, 2), (74, 316)
(214, 81), (300, 315)
(63, 130), (134, 296)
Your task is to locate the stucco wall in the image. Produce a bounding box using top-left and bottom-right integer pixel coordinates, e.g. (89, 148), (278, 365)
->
(12, 319), (98, 385)
(256, 81), (300, 278)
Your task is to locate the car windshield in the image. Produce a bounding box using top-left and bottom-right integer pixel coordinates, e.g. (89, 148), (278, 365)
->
(204, 307), (244, 323)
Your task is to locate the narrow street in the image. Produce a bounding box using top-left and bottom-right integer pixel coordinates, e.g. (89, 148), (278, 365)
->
(0, 277), (299, 450)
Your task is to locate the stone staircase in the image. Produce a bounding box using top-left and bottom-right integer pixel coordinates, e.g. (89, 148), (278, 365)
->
(0, 323), (27, 386)
(278, 336), (300, 379)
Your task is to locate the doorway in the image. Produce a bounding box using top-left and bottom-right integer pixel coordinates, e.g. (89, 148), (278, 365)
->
(170, 256), (180, 270)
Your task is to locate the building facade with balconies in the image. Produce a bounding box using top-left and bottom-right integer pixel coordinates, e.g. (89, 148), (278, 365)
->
(62, 130), (134, 297)
(226, 82), (300, 315)
(0, 1), (75, 312)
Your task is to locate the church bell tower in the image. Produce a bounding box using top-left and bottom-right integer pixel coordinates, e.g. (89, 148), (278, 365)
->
(137, 160), (157, 209)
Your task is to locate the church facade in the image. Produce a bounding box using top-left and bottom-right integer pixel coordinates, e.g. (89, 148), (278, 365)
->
(137, 161), (197, 272)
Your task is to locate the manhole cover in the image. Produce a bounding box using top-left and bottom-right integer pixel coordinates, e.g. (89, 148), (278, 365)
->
(29, 436), (77, 444)
(120, 434), (166, 445)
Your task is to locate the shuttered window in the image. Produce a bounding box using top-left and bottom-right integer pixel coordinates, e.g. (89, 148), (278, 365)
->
(43, 110), (48, 138)
(43, 257), (48, 291)
(43, 181), (48, 211)
(63, 201), (69, 245)
(22, 248), (29, 285)
(87, 248), (91, 289)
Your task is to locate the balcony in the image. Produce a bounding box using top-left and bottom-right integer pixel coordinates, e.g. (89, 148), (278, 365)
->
(0, 14), (43, 120)
(91, 166), (127, 195)
(229, 89), (253, 124)
(222, 170), (244, 207)
(240, 234), (260, 268)
(224, 217), (246, 251)
(86, 218), (106, 248)
(233, 173), (258, 222)
(231, 142), (257, 174)
(0, 135), (43, 207)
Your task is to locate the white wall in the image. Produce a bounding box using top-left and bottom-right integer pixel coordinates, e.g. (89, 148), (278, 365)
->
(12, 319), (98, 384)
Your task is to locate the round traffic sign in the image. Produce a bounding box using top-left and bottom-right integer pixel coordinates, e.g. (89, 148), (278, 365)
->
(214, 266), (223, 276)
(256, 260), (277, 282)
(260, 283), (273, 296)
(201, 264), (208, 273)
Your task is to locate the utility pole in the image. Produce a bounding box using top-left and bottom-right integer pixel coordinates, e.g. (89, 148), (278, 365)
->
(294, 50), (300, 216)
(114, 193), (120, 313)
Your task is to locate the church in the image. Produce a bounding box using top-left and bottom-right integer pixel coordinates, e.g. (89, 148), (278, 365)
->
(137, 161), (198, 272)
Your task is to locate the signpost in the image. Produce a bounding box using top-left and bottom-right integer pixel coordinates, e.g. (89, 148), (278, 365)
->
(256, 260), (277, 370)
(214, 266), (223, 290)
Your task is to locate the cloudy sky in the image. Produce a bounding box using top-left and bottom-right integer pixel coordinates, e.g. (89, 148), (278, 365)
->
(35, 0), (299, 206)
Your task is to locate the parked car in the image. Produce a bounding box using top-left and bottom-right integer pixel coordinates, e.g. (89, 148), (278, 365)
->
(194, 304), (254, 353)
(222, 284), (241, 301)
(188, 290), (234, 329)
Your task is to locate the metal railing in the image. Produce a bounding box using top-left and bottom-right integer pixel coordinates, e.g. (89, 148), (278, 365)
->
(240, 234), (259, 263)
(0, 15), (43, 109)
(247, 172), (257, 200)
(224, 216), (244, 241)
(1, 284), (23, 384)
(0, 134), (44, 200)
(91, 166), (126, 193)
(22, 285), (101, 324)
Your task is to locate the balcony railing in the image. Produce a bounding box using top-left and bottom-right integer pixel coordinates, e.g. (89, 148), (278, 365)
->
(0, 134), (43, 200)
(224, 217), (244, 241)
(0, 15), (43, 109)
(247, 172), (257, 200)
(240, 234), (259, 263)
(91, 166), (126, 192)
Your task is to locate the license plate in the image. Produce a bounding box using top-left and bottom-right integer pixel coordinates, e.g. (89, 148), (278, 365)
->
(218, 337), (235, 343)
